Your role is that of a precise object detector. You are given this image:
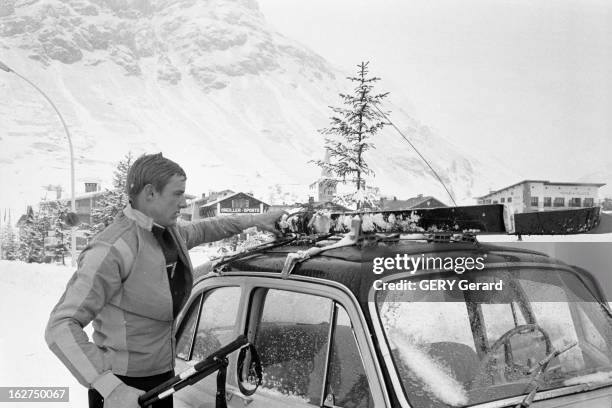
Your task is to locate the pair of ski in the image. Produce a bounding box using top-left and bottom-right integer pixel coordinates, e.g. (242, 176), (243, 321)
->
(138, 335), (259, 408)
(279, 204), (601, 235)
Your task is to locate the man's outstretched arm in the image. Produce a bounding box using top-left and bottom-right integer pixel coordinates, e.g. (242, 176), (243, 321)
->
(178, 210), (285, 249)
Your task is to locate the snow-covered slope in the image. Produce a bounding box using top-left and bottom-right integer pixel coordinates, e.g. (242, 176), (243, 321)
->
(0, 0), (518, 212)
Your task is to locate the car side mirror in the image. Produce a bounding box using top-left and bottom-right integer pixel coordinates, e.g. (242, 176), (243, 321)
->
(237, 343), (263, 396)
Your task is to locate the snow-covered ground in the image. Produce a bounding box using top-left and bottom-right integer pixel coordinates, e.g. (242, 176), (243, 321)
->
(0, 246), (216, 408)
(0, 260), (87, 408)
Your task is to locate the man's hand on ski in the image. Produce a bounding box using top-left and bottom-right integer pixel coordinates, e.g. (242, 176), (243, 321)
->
(253, 210), (287, 237)
(103, 383), (145, 408)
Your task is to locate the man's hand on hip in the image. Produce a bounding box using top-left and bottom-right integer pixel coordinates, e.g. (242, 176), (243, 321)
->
(103, 383), (145, 408)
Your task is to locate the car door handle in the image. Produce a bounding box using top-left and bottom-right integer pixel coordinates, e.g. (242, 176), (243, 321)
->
(226, 386), (253, 406)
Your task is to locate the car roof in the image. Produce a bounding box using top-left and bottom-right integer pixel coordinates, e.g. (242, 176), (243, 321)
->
(207, 240), (568, 300)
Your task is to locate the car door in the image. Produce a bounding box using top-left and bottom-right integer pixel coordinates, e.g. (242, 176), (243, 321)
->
(174, 278), (383, 408)
(240, 287), (374, 408)
(174, 285), (243, 408)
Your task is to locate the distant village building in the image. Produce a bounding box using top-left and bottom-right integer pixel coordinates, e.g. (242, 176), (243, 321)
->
(35, 182), (105, 226)
(68, 191), (106, 225)
(309, 150), (339, 202)
(379, 195), (447, 211)
(476, 180), (605, 213)
(186, 191), (270, 220)
(181, 190), (235, 221)
(309, 178), (338, 203)
(309, 150), (379, 202)
(268, 204), (300, 213)
(28, 182), (107, 250)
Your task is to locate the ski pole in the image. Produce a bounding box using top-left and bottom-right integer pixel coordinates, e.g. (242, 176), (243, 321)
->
(138, 335), (249, 407)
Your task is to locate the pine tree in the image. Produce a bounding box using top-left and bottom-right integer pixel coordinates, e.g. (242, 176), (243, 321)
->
(1, 217), (19, 260)
(4, 226), (18, 260)
(18, 206), (45, 263)
(89, 152), (133, 236)
(13, 201), (74, 263)
(313, 61), (389, 209)
(37, 200), (57, 261)
(52, 200), (70, 265)
(112, 151), (134, 193)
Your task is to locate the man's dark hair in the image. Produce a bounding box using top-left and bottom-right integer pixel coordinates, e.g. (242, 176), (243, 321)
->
(126, 153), (186, 203)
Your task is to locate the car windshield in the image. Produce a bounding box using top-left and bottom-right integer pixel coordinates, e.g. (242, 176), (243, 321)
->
(374, 267), (612, 407)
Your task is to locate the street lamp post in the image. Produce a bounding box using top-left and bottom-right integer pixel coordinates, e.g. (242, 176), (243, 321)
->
(0, 60), (78, 266)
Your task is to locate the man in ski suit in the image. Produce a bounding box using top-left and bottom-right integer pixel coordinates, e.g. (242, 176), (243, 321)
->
(45, 153), (284, 408)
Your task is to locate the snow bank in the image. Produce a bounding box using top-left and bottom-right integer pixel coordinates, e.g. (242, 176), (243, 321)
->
(0, 260), (74, 295)
(0, 260), (88, 407)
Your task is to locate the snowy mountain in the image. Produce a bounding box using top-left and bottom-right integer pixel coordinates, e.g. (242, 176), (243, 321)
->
(0, 0), (518, 213)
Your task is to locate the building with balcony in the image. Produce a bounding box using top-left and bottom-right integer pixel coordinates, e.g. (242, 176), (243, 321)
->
(476, 180), (605, 213)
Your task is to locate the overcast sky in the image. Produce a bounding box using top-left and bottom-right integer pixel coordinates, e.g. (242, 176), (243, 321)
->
(259, 0), (612, 188)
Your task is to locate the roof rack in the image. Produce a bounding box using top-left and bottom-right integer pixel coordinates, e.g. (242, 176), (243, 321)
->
(281, 217), (362, 278)
(273, 204), (601, 279)
(279, 224), (486, 278)
(202, 236), (297, 275)
(201, 204), (600, 278)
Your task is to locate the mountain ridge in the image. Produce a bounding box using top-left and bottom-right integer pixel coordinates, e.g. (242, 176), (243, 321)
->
(0, 0), (518, 212)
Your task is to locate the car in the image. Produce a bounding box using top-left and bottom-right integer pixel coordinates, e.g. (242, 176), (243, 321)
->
(169, 207), (612, 408)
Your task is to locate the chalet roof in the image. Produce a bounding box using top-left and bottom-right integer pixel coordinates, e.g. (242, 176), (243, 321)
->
(200, 192), (269, 208)
(58, 190), (107, 203)
(380, 195), (446, 210)
(192, 190), (236, 205)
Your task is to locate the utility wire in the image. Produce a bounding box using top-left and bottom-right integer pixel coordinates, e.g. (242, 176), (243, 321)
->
(373, 103), (458, 206)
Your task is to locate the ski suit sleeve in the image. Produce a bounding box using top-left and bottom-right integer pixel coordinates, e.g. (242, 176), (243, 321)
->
(178, 214), (258, 249)
(45, 241), (126, 398)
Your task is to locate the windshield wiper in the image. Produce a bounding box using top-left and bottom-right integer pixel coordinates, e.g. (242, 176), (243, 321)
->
(515, 341), (578, 408)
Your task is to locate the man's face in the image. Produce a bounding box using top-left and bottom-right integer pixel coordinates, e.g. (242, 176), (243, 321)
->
(149, 175), (188, 227)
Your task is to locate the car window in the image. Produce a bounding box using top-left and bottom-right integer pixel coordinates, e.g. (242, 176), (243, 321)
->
(176, 286), (241, 361)
(253, 289), (332, 405)
(481, 302), (527, 342)
(176, 293), (202, 360)
(578, 304), (610, 354)
(250, 289), (373, 408)
(326, 304), (374, 408)
(375, 268), (612, 408)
